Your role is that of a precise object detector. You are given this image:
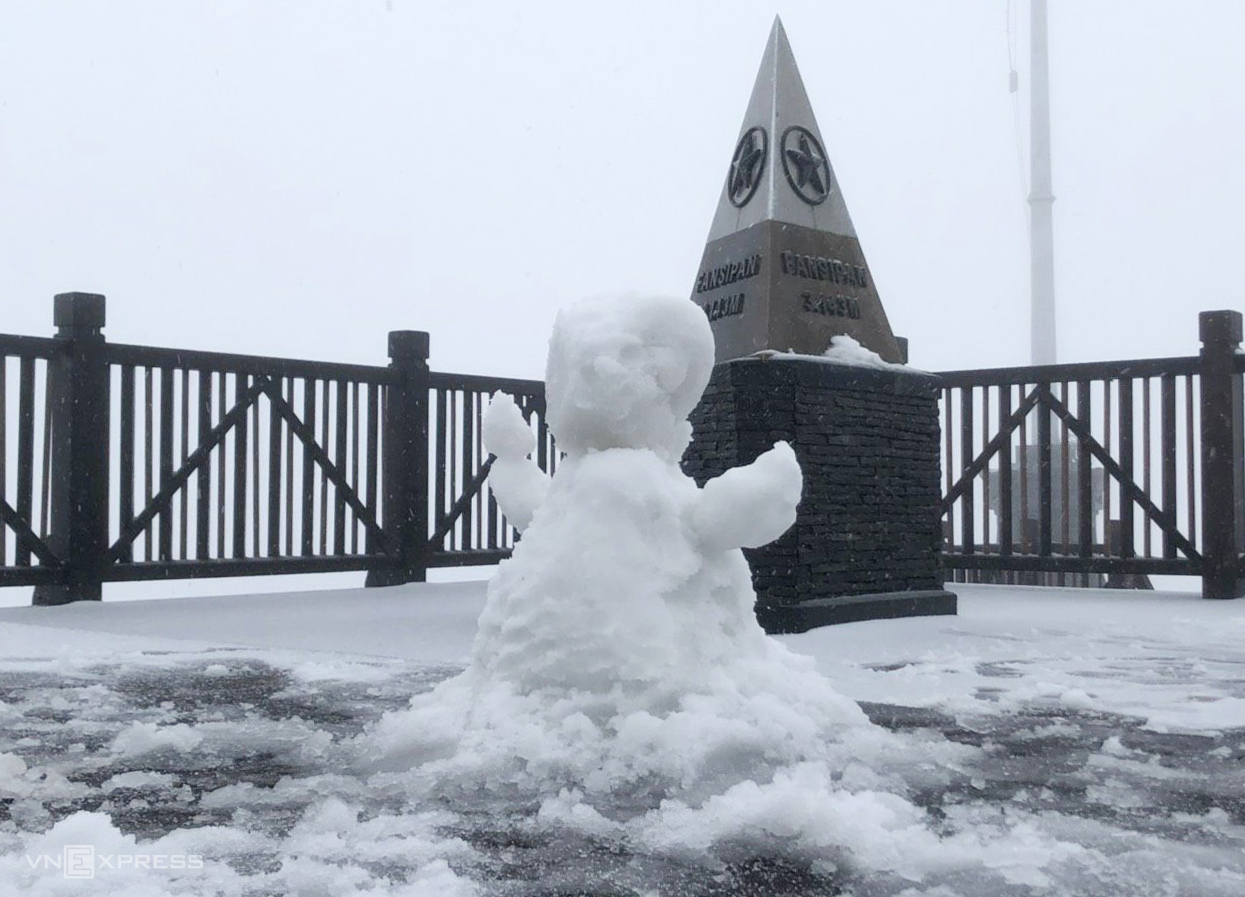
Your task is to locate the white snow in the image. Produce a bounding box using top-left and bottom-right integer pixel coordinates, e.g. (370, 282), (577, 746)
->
(820, 333), (903, 368)
(0, 582), (1243, 894)
(111, 723), (204, 757)
(481, 393), (550, 532)
(543, 295), (714, 461)
(753, 334), (914, 370)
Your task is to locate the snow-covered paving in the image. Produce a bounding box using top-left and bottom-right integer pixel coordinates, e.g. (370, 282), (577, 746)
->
(0, 581), (1241, 895)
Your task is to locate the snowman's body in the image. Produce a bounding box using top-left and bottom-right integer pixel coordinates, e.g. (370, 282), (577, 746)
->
(475, 446), (767, 697)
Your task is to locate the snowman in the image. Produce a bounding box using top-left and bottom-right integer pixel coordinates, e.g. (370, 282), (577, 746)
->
(365, 294), (866, 797)
(476, 294), (804, 693)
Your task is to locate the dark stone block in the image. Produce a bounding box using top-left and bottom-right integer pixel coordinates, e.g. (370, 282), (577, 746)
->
(685, 356), (954, 632)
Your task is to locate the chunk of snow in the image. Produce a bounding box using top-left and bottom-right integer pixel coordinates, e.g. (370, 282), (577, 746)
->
(111, 722), (204, 756)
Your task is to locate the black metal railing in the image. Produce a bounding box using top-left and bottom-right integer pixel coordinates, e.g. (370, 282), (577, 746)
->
(6, 294), (1241, 604)
(0, 293), (552, 604)
(938, 310), (1244, 598)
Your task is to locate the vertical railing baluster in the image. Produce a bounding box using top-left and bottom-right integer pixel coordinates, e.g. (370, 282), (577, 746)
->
(475, 390), (484, 550)
(982, 386), (991, 551)
(449, 390), (458, 551)
(301, 379), (316, 556)
(999, 384), (1013, 555)
(462, 389), (475, 551)
(1160, 374), (1177, 559)
(1019, 410), (1029, 552)
(284, 377), (294, 557)
(1104, 379), (1113, 538)
(144, 367), (154, 562)
(1118, 376), (1135, 559)
(268, 377), (282, 558)
(1060, 382), (1070, 553)
(434, 388), (447, 549)
(1077, 380), (1092, 558)
(365, 382), (379, 555)
(1186, 375), (1196, 548)
(232, 374), (249, 559)
(157, 366), (171, 562)
(179, 367), (189, 560)
(959, 386), (974, 555)
(350, 382), (359, 554)
(120, 366), (136, 563)
(16, 358), (35, 566)
(334, 380), (347, 555)
(196, 370), (211, 560)
(251, 387), (260, 558)
(217, 373), (226, 558)
(319, 379), (330, 554)
(39, 373), (52, 539)
(943, 388), (952, 547)
(486, 393), (499, 552)
(1038, 384), (1052, 557)
(1142, 377), (1152, 557)
(536, 392), (549, 472)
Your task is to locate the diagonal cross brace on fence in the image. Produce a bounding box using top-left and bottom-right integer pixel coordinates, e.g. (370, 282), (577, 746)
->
(0, 498), (59, 567)
(1042, 386), (1200, 561)
(941, 386), (1043, 512)
(430, 454), (496, 549)
(106, 376), (271, 563)
(943, 382), (1200, 562)
(255, 377), (391, 554)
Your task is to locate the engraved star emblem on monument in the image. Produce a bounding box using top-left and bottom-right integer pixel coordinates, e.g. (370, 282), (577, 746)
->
(728, 127), (767, 208)
(689, 16), (904, 365)
(781, 126), (830, 205)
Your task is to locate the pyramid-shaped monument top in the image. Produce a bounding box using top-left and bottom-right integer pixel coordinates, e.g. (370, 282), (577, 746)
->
(692, 17), (903, 364)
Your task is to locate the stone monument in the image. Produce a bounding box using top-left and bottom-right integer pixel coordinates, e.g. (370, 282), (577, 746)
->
(683, 17), (956, 632)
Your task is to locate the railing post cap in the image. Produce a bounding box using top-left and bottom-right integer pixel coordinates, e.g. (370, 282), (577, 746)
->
(1199, 310), (1242, 345)
(53, 292), (106, 332)
(388, 330), (430, 362)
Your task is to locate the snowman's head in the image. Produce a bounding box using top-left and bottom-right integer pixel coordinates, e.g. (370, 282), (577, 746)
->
(544, 295), (715, 461)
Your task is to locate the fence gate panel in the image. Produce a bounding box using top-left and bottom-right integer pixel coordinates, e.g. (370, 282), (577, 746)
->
(940, 357), (1204, 585)
(103, 344), (395, 582)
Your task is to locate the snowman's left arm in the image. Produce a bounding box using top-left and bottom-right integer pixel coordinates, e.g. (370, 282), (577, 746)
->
(688, 441), (802, 552)
(483, 393), (551, 532)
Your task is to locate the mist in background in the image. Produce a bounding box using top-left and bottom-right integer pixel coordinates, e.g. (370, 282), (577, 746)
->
(1, 1), (1241, 601)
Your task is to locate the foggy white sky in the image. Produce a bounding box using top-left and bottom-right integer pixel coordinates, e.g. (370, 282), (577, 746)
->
(3, 1), (1243, 380)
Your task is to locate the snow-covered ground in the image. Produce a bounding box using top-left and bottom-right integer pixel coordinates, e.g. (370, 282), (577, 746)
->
(0, 581), (1242, 895)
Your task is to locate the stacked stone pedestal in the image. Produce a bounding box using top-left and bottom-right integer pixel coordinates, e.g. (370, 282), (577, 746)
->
(684, 357), (956, 633)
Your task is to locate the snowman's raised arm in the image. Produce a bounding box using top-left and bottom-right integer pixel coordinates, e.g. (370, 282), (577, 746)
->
(483, 393), (550, 532)
(689, 441), (802, 552)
